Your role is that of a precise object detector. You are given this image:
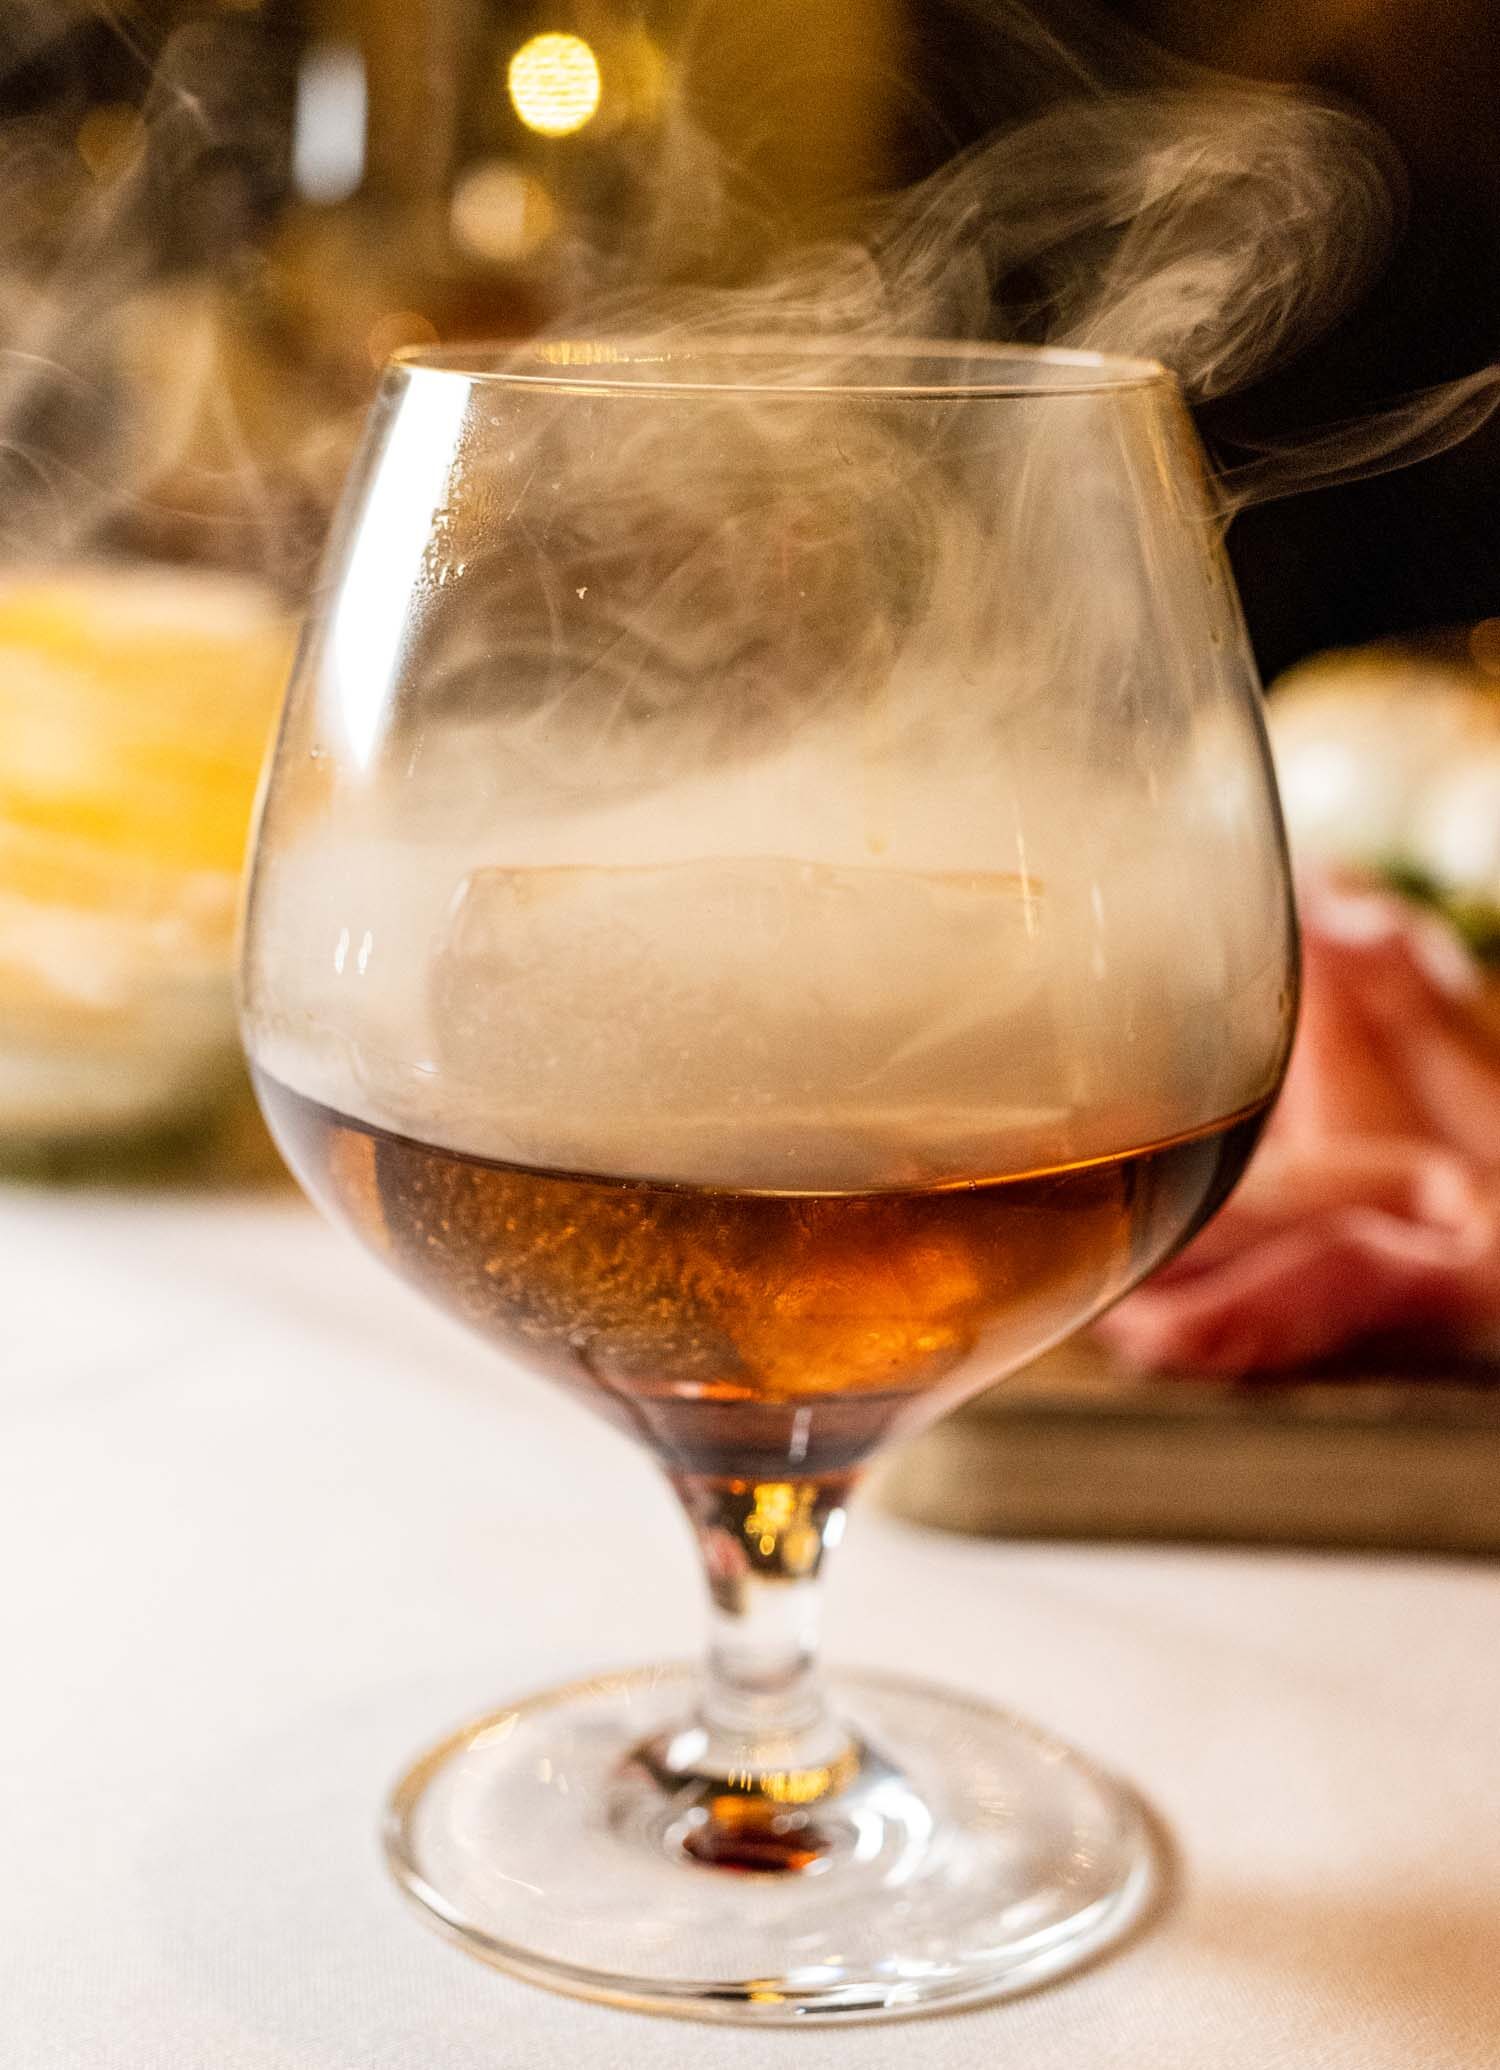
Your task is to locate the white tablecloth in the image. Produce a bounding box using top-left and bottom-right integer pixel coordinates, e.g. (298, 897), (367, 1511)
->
(3, 1180), (1499, 2069)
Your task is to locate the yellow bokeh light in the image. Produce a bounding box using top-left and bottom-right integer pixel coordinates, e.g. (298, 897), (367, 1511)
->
(449, 161), (558, 263)
(507, 32), (601, 138)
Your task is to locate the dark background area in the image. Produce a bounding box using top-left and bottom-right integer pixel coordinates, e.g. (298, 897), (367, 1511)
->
(905, 0), (1500, 678)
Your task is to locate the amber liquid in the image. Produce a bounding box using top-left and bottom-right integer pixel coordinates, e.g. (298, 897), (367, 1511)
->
(257, 1071), (1268, 1478)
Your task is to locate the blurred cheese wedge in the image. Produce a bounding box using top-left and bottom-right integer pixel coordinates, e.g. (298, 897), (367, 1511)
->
(0, 565), (294, 1147)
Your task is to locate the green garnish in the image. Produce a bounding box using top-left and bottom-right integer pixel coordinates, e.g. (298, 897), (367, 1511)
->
(1377, 857), (1500, 965)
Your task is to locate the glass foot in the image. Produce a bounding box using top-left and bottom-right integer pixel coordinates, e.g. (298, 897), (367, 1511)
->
(384, 1665), (1162, 2023)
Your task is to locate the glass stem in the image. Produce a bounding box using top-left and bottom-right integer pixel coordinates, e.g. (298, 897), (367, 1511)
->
(625, 1475), (871, 1871)
(671, 1473), (856, 1776)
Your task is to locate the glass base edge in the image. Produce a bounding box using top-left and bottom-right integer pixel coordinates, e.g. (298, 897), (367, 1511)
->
(383, 1663), (1167, 2025)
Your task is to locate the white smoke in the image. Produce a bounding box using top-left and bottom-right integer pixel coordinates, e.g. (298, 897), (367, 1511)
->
(542, 0), (1500, 507)
(555, 2), (1402, 411)
(4, 1), (1488, 572)
(249, 331), (1294, 1186)
(238, 1), (1489, 1187)
(0, 10), (342, 585)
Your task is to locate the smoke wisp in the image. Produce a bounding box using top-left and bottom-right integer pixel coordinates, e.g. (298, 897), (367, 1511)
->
(0, 9), (341, 586)
(559, 3), (1402, 416)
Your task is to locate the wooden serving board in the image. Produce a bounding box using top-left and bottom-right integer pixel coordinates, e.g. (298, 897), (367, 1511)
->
(877, 1338), (1500, 1554)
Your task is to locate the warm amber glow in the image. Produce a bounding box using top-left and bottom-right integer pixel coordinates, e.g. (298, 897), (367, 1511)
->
(533, 339), (633, 367)
(449, 162), (558, 262)
(365, 310), (439, 370)
(719, 1746), (861, 1806)
(742, 1482), (822, 1574)
(76, 104), (145, 182)
(507, 32), (602, 138)
(1469, 618), (1500, 677)
(748, 1482), (797, 1532)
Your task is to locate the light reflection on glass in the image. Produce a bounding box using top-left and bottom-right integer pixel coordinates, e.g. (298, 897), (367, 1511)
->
(325, 372), (468, 767)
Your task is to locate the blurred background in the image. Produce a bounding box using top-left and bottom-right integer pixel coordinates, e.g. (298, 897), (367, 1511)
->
(2, 0), (1495, 648)
(1, 0), (1498, 1173)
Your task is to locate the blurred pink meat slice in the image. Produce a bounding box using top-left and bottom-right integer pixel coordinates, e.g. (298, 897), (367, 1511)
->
(1097, 878), (1500, 1374)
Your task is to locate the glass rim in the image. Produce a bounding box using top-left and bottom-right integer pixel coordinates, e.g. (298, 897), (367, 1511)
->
(387, 336), (1173, 400)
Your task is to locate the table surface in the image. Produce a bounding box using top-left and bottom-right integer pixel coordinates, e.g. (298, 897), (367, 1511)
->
(4, 1179), (1499, 2070)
